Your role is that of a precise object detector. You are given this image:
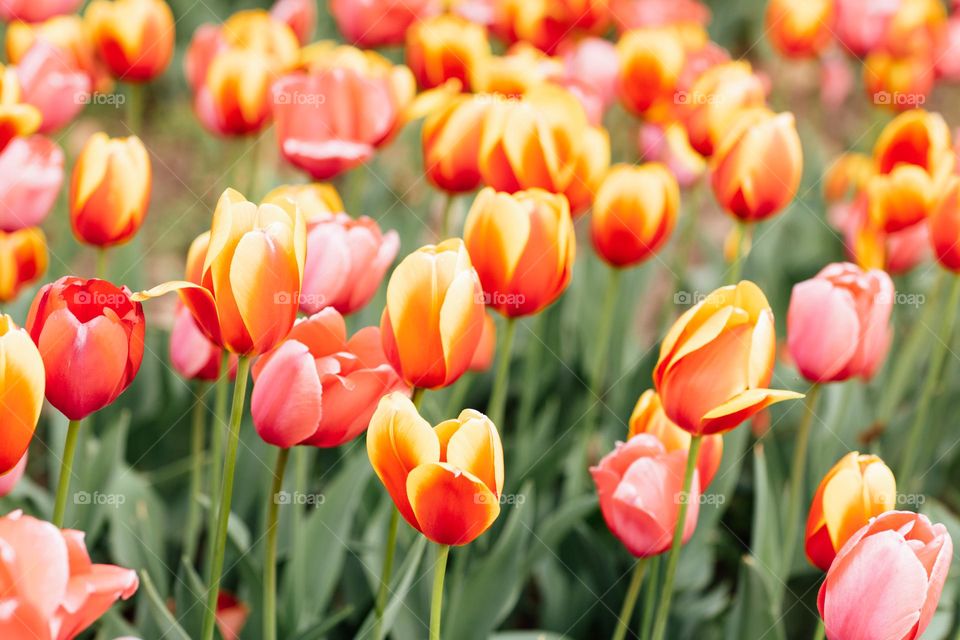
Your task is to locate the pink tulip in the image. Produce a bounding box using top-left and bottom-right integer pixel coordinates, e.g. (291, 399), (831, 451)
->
(270, 0), (315, 45)
(821, 54), (854, 109)
(329, 0), (439, 48)
(184, 24), (224, 92)
(300, 213), (399, 315)
(0, 0), (80, 22)
(169, 304), (237, 382)
(936, 17), (960, 81)
(216, 591), (248, 640)
(829, 198), (929, 274)
(0, 510), (138, 639)
(558, 37), (619, 111)
(819, 511), (952, 640)
(0, 135), (64, 232)
(590, 433), (700, 558)
(833, 0), (901, 56)
(15, 42), (91, 134)
(609, 0), (710, 33)
(0, 452), (27, 497)
(251, 308), (407, 449)
(637, 123), (705, 188)
(787, 262), (894, 383)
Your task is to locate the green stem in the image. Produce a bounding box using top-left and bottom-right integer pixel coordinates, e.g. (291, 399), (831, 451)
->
(201, 356), (251, 640)
(374, 508), (400, 640)
(264, 447), (290, 640)
(184, 382), (210, 561)
(52, 418), (82, 527)
(649, 435), (702, 640)
(813, 619), (825, 640)
(125, 82), (144, 136)
(728, 221), (751, 284)
(487, 317), (517, 427)
(96, 248), (109, 280)
(206, 352), (231, 573)
(430, 544), (451, 640)
(639, 556), (660, 640)
(412, 386), (426, 410)
(900, 275), (960, 492)
(439, 192), (456, 239)
(611, 559), (649, 640)
(516, 312), (546, 429)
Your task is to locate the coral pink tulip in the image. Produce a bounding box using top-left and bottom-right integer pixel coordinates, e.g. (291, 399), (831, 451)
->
(818, 511), (952, 640)
(15, 42), (90, 133)
(787, 263), (894, 383)
(300, 214), (399, 315)
(0, 134), (63, 231)
(169, 304), (235, 382)
(330, 0), (439, 48)
(558, 37), (619, 112)
(269, 0), (315, 45)
(591, 434), (700, 557)
(251, 308), (407, 449)
(0, 0), (80, 22)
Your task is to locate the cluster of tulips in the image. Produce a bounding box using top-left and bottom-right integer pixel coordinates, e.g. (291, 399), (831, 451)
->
(1, 0), (960, 637)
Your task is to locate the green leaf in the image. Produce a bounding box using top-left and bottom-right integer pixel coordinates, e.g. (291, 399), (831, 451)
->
(107, 466), (169, 593)
(173, 556), (207, 638)
(490, 633), (571, 640)
(140, 570), (191, 640)
(725, 556), (785, 640)
(354, 535), (428, 638)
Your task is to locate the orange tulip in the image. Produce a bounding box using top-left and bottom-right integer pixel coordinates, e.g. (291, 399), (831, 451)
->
(193, 49), (275, 136)
(0, 314), (44, 474)
(406, 14), (490, 90)
(380, 239), (485, 390)
(868, 109), (953, 232)
(367, 392), (504, 545)
(710, 108), (803, 222)
(679, 61), (766, 157)
(468, 44), (560, 96)
(804, 452), (896, 571)
(765, 0), (834, 58)
(219, 9), (299, 70)
(495, 0), (610, 54)
(823, 152), (874, 203)
(0, 65), (41, 151)
(928, 174), (960, 271)
(628, 390), (723, 488)
(654, 281), (803, 435)
(617, 27), (685, 117)
(263, 182), (344, 221)
(591, 162), (678, 268)
(0, 227), (46, 302)
(85, 0), (174, 82)
(137, 188), (306, 355)
(863, 52), (934, 113)
(563, 125), (610, 216)
(422, 93), (487, 193)
(69, 132), (150, 247)
(464, 187), (575, 317)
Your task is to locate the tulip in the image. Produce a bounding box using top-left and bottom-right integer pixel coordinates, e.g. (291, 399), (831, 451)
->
(929, 174), (960, 271)
(84, 0), (174, 82)
(193, 49), (275, 137)
(216, 591), (249, 640)
(787, 263), (894, 383)
(679, 61), (766, 157)
(818, 511), (952, 640)
(251, 308), (407, 448)
(562, 125), (610, 216)
(617, 27), (685, 117)
(804, 452), (897, 572)
(0, 314), (44, 475)
(0, 227), (47, 303)
(169, 304), (236, 382)
(219, 10), (299, 69)
(330, 0), (439, 48)
(380, 239), (485, 390)
(464, 187), (576, 317)
(0, 135), (63, 232)
(6, 15), (110, 93)
(0, 510), (139, 637)
(765, 0), (834, 58)
(833, 0), (900, 56)
(628, 390), (722, 489)
(422, 93), (487, 193)
(269, 0), (315, 45)
(0, 0), (80, 22)
(494, 0), (610, 54)
(830, 196), (929, 274)
(559, 37), (620, 113)
(367, 391), (504, 545)
(263, 182), (344, 221)
(468, 311), (496, 373)
(0, 65), (42, 151)
(591, 163), (679, 268)
(299, 213), (399, 315)
(0, 451), (27, 496)
(468, 44), (559, 96)
(14, 41), (90, 133)
(406, 14), (490, 90)
(863, 51), (934, 113)
(637, 123), (705, 188)
(654, 280), (803, 436)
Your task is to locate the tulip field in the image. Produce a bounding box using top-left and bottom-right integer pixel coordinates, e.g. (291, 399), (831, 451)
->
(5, 0), (960, 638)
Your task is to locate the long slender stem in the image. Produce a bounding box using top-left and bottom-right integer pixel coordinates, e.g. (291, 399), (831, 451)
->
(201, 356), (251, 640)
(813, 619), (825, 640)
(430, 544), (451, 640)
(639, 556), (660, 640)
(439, 192), (456, 239)
(374, 509), (400, 640)
(611, 559), (649, 640)
(52, 418), (82, 527)
(487, 317), (517, 427)
(264, 447), (290, 640)
(184, 382), (210, 561)
(206, 352), (231, 572)
(728, 221), (751, 284)
(96, 248), (109, 280)
(900, 275), (960, 491)
(649, 435), (702, 640)
(125, 82), (144, 135)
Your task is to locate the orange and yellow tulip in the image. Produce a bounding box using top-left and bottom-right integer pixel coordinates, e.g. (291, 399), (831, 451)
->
(367, 392), (504, 545)
(0, 227), (47, 303)
(563, 125), (610, 216)
(468, 44), (559, 96)
(69, 132), (150, 247)
(193, 49), (275, 136)
(422, 94), (487, 194)
(0, 66), (41, 151)
(805, 452), (896, 571)
(406, 14), (490, 90)
(464, 187), (576, 317)
(591, 163), (678, 268)
(654, 281), (803, 435)
(765, 0), (834, 58)
(219, 9), (299, 69)
(84, 0), (174, 82)
(263, 182), (344, 221)
(137, 188), (306, 355)
(380, 239), (485, 390)
(0, 314), (44, 474)
(863, 52), (934, 113)
(617, 27), (685, 118)
(679, 61), (766, 158)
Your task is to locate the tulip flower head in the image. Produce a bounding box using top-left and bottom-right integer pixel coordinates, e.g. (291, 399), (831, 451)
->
(617, 27), (685, 117)
(422, 93), (488, 193)
(0, 314), (44, 474)
(367, 392), (504, 545)
(679, 61), (766, 158)
(26, 276), (145, 421)
(818, 511), (951, 640)
(0, 134), (63, 233)
(6, 15), (110, 93)
(591, 433), (700, 557)
(14, 40), (91, 133)
(929, 174), (960, 271)
(263, 182), (344, 222)
(0, 227), (47, 303)
(169, 304), (235, 382)
(804, 452), (897, 572)
(69, 132), (151, 247)
(406, 14), (491, 90)
(330, 0), (439, 48)
(765, 0), (834, 58)
(252, 308), (407, 448)
(193, 49), (275, 136)
(654, 280), (803, 435)
(0, 65), (42, 151)
(84, 0), (175, 82)
(0, 0), (81, 22)
(463, 187), (576, 317)
(787, 262), (894, 383)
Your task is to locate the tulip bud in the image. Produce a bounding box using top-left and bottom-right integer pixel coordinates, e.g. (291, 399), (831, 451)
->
(0, 135), (64, 233)
(422, 94), (487, 194)
(591, 163), (678, 268)
(0, 315), (44, 474)
(0, 66), (42, 151)
(818, 511), (951, 640)
(26, 276), (144, 421)
(617, 27), (685, 117)
(654, 281), (803, 435)
(84, 0), (174, 81)
(69, 132), (150, 247)
(367, 392), (504, 545)
(804, 452), (896, 572)
(380, 239), (485, 390)
(194, 49), (274, 137)
(464, 187), (575, 317)
(0, 227), (47, 303)
(929, 174), (960, 271)
(787, 262), (894, 383)
(680, 61), (766, 158)
(406, 14), (490, 90)
(765, 0), (834, 58)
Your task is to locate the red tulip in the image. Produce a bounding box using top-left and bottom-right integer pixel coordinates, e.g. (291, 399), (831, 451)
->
(26, 276), (145, 420)
(0, 134), (63, 231)
(330, 0), (439, 48)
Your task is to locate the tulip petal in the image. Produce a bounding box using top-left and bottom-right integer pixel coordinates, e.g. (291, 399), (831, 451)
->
(406, 462), (500, 546)
(251, 340), (322, 448)
(699, 388), (804, 435)
(443, 410), (503, 496)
